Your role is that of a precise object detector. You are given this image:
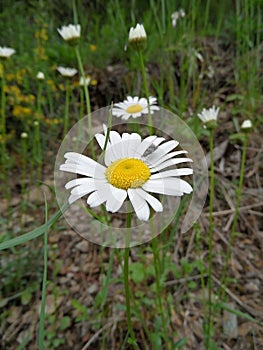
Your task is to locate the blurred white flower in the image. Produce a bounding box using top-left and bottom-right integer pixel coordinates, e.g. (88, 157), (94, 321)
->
(57, 24), (81, 43)
(57, 66), (78, 77)
(112, 96), (159, 120)
(129, 23), (147, 42)
(128, 23), (147, 50)
(36, 72), (45, 80)
(21, 132), (28, 139)
(0, 46), (15, 58)
(198, 106), (219, 124)
(171, 9), (186, 28)
(241, 119), (252, 130)
(79, 76), (91, 87)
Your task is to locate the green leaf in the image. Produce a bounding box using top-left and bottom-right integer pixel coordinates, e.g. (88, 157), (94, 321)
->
(173, 337), (187, 349)
(60, 316), (71, 330)
(129, 262), (145, 283)
(0, 203), (69, 251)
(216, 302), (263, 325)
(21, 289), (32, 305)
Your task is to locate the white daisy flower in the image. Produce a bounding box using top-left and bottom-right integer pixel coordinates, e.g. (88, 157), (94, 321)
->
(197, 106), (219, 123)
(241, 119), (252, 130)
(57, 66), (78, 77)
(57, 24), (81, 43)
(0, 46), (15, 58)
(60, 128), (193, 221)
(36, 71), (45, 80)
(112, 96), (160, 120)
(129, 23), (147, 42)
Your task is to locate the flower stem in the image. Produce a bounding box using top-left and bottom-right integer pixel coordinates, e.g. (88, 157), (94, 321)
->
(36, 81), (43, 182)
(21, 135), (28, 214)
(123, 212), (137, 348)
(63, 79), (70, 137)
(152, 236), (169, 347)
(75, 46), (95, 159)
(206, 129), (215, 348)
(0, 65), (8, 192)
(138, 50), (153, 135)
(38, 201), (49, 350)
(195, 224), (207, 321)
(1, 66), (6, 147)
(219, 134), (248, 300)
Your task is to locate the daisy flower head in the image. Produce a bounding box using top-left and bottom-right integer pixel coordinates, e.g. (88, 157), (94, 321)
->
(57, 66), (78, 78)
(129, 23), (147, 51)
(241, 119), (252, 131)
(60, 127), (193, 222)
(112, 96), (160, 120)
(0, 46), (15, 59)
(197, 105), (219, 130)
(57, 24), (81, 45)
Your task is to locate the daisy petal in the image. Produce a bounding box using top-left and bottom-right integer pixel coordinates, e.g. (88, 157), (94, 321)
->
(128, 189), (150, 221)
(65, 178), (107, 190)
(135, 188), (163, 212)
(64, 152), (106, 174)
(60, 162), (106, 178)
(145, 140), (179, 167)
(136, 135), (158, 157)
(147, 150), (188, 169)
(151, 158), (193, 172)
(143, 178), (193, 195)
(87, 185), (109, 207)
(105, 186), (127, 212)
(150, 168), (193, 178)
(95, 133), (107, 150)
(68, 186), (96, 204)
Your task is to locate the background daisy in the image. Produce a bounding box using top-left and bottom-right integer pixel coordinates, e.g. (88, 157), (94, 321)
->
(112, 96), (160, 120)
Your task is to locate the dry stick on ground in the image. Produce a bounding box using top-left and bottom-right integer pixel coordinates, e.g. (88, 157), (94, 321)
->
(203, 202), (263, 217)
(212, 276), (263, 320)
(81, 322), (113, 350)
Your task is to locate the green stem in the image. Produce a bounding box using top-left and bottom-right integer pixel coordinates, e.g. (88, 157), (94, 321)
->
(75, 46), (95, 159)
(123, 212), (137, 348)
(63, 79), (70, 137)
(36, 82), (43, 181)
(220, 135), (248, 300)
(152, 236), (169, 347)
(206, 129), (215, 348)
(138, 50), (153, 135)
(0, 65), (7, 183)
(21, 136), (27, 213)
(38, 200), (49, 350)
(195, 224), (208, 338)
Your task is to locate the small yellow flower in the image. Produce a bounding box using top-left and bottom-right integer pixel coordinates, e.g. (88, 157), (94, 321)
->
(90, 44), (97, 52)
(47, 79), (57, 92)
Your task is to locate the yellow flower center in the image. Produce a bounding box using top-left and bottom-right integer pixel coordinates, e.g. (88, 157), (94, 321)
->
(126, 104), (143, 114)
(105, 158), (151, 190)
